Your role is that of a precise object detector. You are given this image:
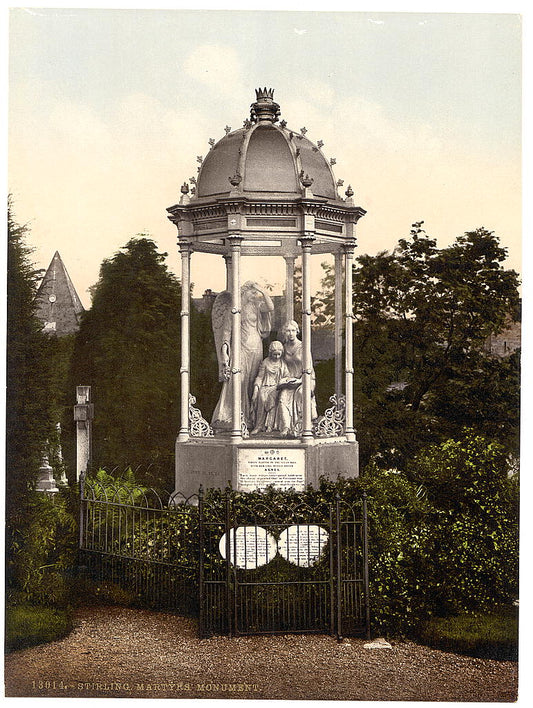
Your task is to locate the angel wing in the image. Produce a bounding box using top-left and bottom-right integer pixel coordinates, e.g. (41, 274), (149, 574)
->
(211, 290), (233, 382)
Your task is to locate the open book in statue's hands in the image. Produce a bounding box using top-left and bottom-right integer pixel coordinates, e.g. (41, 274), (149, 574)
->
(277, 377), (301, 390)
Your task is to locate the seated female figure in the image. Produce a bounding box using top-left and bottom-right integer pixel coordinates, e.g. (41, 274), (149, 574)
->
(250, 341), (289, 435)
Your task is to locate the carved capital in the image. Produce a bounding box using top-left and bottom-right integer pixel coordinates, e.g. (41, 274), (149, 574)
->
(227, 234), (243, 249)
(342, 239), (357, 257)
(300, 235), (316, 250)
(178, 240), (192, 255)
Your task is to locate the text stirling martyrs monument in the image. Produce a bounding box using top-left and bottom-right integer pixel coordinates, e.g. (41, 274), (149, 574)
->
(167, 88), (366, 497)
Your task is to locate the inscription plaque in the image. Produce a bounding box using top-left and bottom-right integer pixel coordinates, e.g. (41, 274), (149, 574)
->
(218, 526), (277, 570)
(237, 448), (305, 492)
(278, 525), (329, 567)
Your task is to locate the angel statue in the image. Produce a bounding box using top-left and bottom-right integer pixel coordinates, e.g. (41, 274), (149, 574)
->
(211, 281), (274, 431)
(276, 320), (318, 437)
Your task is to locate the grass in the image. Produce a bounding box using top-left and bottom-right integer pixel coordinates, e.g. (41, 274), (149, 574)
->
(419, 606), (518, 660)
(5, 604), (73, 654)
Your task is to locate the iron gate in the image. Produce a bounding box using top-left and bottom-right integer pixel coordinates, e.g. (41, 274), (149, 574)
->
(199, 489), (369, 639)
(78, 475), (369, 639)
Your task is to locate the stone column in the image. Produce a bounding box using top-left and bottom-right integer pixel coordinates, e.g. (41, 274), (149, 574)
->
(343, 241), (357, 442)
(223, 253), (233, 292)
(228, 236), (243, 440)
(300, 235), (315, 441)
(178, 240), (192, 442)
(74, 385), (93, 481)
(55, 422), (68, 487)
(334, 250), (343, 402)
(284, 255), (295, 323)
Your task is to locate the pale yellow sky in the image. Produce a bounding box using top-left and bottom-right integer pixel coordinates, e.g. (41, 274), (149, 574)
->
(8, 8), (522, 307)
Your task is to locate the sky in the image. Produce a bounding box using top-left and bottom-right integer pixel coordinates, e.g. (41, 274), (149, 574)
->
(8, 6), (522, 308)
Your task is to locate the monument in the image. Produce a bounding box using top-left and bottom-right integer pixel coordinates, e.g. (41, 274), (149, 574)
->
(167, 88), (366, 497)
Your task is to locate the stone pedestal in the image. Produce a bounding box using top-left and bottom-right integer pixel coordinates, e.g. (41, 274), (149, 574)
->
(175, 436), (359, 498)
(36, 455), (59, 494)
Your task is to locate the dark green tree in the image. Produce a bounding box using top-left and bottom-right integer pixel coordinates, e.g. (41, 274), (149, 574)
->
(313, 223), (520, 466)
(6, 198), (56, 518)
(67, 237), (182, 488)
(352, 223), (520, 466)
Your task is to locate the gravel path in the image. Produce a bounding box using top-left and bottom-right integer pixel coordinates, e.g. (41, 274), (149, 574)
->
(4, 605), (518, 701)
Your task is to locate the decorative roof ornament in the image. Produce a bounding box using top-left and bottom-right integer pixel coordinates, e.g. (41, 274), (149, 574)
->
(317, 140), (324, 149)
(300, 173), (314, 188)
(181, 182), (189, 194)
(337, 179), (344, 187)
(345, 185), (354, 198)
(228, 173), (242, 187)
(300, 127), (307, 135)
(280, 119), (287, 129)
(197, 155), (203, 163)
(250, 87), (281, 123)
(189, 176), (197, 185)
(330, 158), (337, 166)
(208, 138), (215, 148)
(243, 119), (252, 129)
(224, 125), (232, 134)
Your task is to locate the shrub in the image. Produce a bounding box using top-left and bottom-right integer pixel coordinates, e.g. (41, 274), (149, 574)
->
(6, 491), (78, 608)
(355, 430), (519, 636)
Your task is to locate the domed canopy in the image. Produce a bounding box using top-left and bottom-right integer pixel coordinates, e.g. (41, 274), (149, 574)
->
(197, 120), (338, 200)
(197, 88), (339, 200)
(168, 88), (365, 258)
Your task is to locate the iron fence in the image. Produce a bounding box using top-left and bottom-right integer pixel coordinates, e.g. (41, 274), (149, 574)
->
(78, 473), (199, 614)
(79, 475), (369, 639)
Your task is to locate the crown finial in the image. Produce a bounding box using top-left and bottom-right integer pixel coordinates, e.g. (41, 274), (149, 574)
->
(250, 87), (280, 124)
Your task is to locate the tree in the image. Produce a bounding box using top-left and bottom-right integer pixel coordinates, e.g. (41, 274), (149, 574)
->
(67, 237), (182, 487)
(312, 223), (520, 466)
(352, 223), (520, 466)
(6, 198), (56, 518)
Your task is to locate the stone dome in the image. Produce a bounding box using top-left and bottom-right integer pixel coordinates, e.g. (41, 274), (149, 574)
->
(196, 89), (339, 202)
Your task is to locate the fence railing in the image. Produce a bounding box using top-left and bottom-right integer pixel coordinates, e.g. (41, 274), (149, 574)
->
(79, 474), (369, 639)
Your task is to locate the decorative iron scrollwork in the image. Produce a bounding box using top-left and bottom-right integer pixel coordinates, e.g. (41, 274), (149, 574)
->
(189, 394), (214, 437)
(314, 394), (346, 437)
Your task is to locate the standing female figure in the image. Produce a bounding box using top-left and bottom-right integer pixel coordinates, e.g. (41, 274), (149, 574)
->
(276, 320), (317, 437)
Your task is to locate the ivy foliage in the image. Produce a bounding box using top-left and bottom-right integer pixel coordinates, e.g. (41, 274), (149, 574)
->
(357, 430), (518, 634)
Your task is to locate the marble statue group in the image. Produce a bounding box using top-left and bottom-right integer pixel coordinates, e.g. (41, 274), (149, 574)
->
(211, 282), (317, 437)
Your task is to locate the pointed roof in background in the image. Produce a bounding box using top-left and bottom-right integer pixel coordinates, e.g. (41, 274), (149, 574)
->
(35, 251), (85, 336)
